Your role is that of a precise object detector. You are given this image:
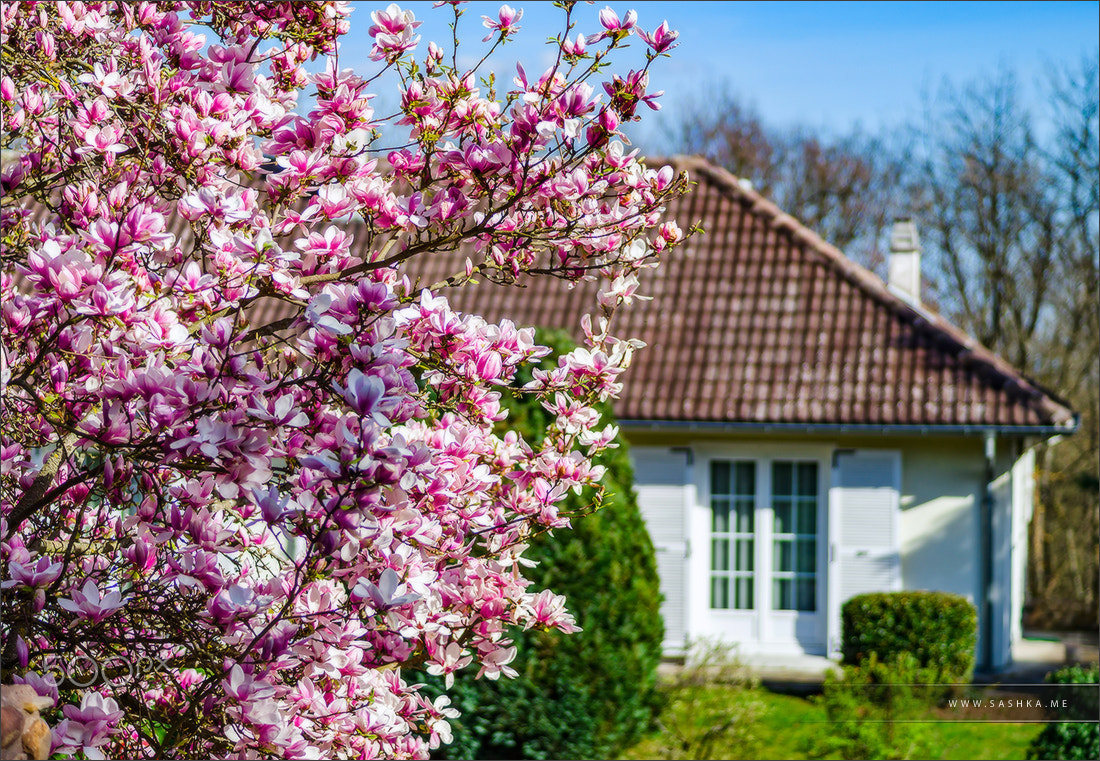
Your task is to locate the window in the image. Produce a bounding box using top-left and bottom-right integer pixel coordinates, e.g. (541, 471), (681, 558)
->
(771, 462), (818, 611)
(708, 458), (820, 613)
(709, 461), (755, 610)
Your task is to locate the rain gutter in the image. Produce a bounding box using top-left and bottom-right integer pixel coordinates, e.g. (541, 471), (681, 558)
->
(979, 432), (996, 672)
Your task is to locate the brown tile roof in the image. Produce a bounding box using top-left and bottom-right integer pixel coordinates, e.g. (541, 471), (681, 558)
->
(388, 156), (1076, 432)
(9, 155), (1077, 432)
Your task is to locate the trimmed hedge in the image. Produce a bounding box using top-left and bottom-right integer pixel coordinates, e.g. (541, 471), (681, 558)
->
(421, 329), (665, 760)
(841, 591), (977, 683)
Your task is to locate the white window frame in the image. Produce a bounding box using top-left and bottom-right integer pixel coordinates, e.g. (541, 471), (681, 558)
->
(690, 443), (832, 651)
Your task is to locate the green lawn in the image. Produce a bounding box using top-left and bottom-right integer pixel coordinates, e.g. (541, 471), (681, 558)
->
(623, 685), (1045, 760)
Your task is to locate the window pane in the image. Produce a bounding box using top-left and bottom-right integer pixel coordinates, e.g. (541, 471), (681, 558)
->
(711, 576), (729, 609)
(734, 498), (754, 532)
(772, 462), (793, 496)
(712, 539), (730, 571)
(797, 462), (818, 497)
(796, 539), (816, 573)
(735, 576), (754, 610)
(712, 499), (730, 532)
(711, 461), (731, 496)
(735, 462), (755, 496)
(712, 461), (757, 612)
(773, 501), (792, 534)
(773, 578), (792, 610)
(774, 540), (792, 572)
(797, 502), (817, 535)
(796, 578), (816, 611)
(734, 539), (754, 571)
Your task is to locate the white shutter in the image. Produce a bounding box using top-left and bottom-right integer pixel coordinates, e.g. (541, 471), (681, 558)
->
(827, 449), (902, 657)
(631, 447), (691, 655)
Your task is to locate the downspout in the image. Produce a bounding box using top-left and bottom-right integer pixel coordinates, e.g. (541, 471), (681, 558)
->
(980, 432), (996, 672)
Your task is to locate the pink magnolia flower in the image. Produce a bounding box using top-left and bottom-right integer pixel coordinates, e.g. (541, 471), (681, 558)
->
(209, 584), (270, 626)
(56, 692), (123, 761)
(81, 125), (127, 156)
(475, 644), (518, 681)
(177, 187), (252, 224)
(217, 59), (257, 95)
(589, 6), (637, 42)
(251, 485), (293, 524)
(427, 695), (460, 747)
(121, 536), (157, 573)
(562, 33), (586, 57)
(313, 182), (357, 219)
(482, 5), (523, 42)
(12, 672), (59, 706)
(305, 292), (353, 336)
(222, 664), (276, 703)
(604, 69), (663, 117)
(425, 642), (473, 689)
(2, 557), (63, 589)
(524, 589), (581, 632)
(351, 568), (420, 611)
(335, 369), (397, 426)
(599, 6), (638, 31)
(639, 20), (679, 54)
(58, 579), (128, 623)
(77, 61), (123, 99)
(369, 3), (422, 37)
(368, 3), (422, 60)
(247, 393), (309, 427)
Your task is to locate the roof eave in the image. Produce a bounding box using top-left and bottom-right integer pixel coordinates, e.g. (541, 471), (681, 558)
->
(617, 418), (1081, 439)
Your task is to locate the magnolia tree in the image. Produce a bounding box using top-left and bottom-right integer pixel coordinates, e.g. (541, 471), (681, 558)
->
(0, 1), (687, 758)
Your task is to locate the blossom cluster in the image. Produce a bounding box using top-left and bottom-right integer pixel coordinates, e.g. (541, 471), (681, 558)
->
(0, 2), (686, 758)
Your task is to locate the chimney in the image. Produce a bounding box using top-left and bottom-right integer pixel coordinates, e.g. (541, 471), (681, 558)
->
(888, 219), (921, 306)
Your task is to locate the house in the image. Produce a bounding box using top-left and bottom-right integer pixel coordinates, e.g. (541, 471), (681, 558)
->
(408, 156), (1079, 672)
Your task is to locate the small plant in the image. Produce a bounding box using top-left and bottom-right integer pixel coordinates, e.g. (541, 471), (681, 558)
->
(1027, 664), (1100, 761)
(808, 653), (936, 761)
(842, 591), (977, 689)
(645, 639), (768, 761)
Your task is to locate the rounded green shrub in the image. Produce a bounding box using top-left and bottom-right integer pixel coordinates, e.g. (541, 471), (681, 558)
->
(841, 591), (977, 684)
(420, 329), (665, 760)
(1026, 664), (1100, 761)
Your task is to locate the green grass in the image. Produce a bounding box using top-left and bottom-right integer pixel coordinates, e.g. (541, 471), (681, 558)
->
(623, 686), (1045, 760)
(926, 717), (1044, 761)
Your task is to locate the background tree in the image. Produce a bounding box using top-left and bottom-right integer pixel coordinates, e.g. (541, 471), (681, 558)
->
(0, 3), (688, 759)
(420, 328), (664, 761)
(654, 81), (906, 273)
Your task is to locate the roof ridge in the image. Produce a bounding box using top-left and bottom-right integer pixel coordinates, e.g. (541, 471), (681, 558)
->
(649, 154), (1076, 429)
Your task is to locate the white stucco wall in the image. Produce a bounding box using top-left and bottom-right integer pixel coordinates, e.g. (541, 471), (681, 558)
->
(626, 429), (1034, 666)
(898, 438), (984, 606)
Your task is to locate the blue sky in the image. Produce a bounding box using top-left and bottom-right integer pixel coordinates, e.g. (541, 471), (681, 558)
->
(333, 1), (1099, 143)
